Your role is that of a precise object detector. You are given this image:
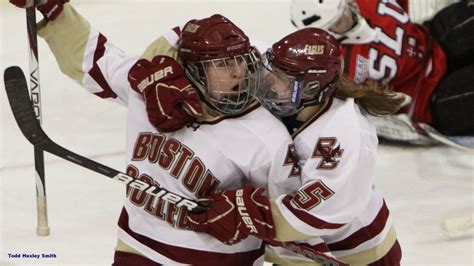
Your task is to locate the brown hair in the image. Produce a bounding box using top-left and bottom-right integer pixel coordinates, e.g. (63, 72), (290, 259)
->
(334, 75), (406, 116)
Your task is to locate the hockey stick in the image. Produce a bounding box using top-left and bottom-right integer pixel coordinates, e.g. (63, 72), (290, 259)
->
(4, 66), (347, 266)
(4, 66), (207, 214)
(26, 4), (50, 236)
(266, 239), (348, 266)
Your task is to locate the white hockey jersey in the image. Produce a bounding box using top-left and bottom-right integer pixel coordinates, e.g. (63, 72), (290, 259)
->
(38, 4), (301, 265)
(269, 98), (397, 265)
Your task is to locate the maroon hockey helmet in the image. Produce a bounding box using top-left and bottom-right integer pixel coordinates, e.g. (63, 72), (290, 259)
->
(178, 14), (251, 62)
(258, 27), (342, 116)
(178, 14), (261, 115)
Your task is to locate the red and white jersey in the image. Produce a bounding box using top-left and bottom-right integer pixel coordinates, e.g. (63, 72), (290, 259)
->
(38, 4), (301, 265)
(272, 98), (397, 264)
(343, 0), (447, 123)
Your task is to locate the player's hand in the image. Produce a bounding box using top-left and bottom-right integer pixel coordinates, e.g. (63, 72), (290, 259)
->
(10, 0), (69, 21)
(128, 56), (202, 132)
(187, 185), (276, 245)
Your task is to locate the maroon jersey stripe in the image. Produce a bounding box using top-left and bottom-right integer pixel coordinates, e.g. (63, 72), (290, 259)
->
(281, 195), (346, 230)
(328, 201), (390, 251)
(117, 208), (264, 266)
(89, 33), (118, 99)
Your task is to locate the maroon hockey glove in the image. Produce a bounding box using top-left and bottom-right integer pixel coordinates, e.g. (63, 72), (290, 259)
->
(128, 56), (203, 132)
(10, 0), (69, 21)
(187, 185), (276, 245)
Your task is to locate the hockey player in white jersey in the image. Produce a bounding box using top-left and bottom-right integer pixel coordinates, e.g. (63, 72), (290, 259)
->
(188, 28), (405, 265)
(9, 0), (302, 265)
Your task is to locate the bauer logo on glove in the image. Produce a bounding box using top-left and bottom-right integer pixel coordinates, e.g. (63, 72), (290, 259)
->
(236, 188), (259, 234)
(128, 55), (203, 132)
(187, 185), (276, 245)
(136, 66), (174, 93)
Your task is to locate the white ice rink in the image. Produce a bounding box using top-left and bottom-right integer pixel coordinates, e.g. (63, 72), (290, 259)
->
(1, 1), (473, 265)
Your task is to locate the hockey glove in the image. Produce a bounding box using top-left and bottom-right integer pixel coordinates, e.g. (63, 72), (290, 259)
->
(187, 184), (276, 245)
(128, 56), (202, 132)
(10, 0), (69, 21)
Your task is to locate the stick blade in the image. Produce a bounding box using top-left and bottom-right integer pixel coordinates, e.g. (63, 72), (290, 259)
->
(4, 66), (48, 146)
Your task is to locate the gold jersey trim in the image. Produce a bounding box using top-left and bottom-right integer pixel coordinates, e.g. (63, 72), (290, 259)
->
(115, 239), (145, 257)
(38, 3), (90, 84)
(271, 200), (315, 242)
(291, 98), (333, 138)
(197, 101), (261, 125)
(338, 225), (398, 265)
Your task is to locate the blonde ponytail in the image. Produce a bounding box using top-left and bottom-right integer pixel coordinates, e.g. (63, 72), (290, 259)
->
(335, 75), (406, 116)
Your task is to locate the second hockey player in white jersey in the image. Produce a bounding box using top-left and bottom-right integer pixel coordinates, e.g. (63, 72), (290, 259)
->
(188, 28), (405, 265)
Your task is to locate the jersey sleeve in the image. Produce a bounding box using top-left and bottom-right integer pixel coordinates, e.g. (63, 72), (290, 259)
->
(271, 105), (379, 241)
(37, 3), (138, 105)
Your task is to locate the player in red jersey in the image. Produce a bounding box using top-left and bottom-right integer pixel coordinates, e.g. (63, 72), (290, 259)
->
(290, 0), (473, 142)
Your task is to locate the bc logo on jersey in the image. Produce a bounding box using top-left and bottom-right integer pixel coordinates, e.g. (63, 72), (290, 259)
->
(284, 144), (301, 177)
(312, 137), (344, 170)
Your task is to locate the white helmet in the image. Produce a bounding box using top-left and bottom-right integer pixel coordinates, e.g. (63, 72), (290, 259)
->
(290, 0), (376, 44)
